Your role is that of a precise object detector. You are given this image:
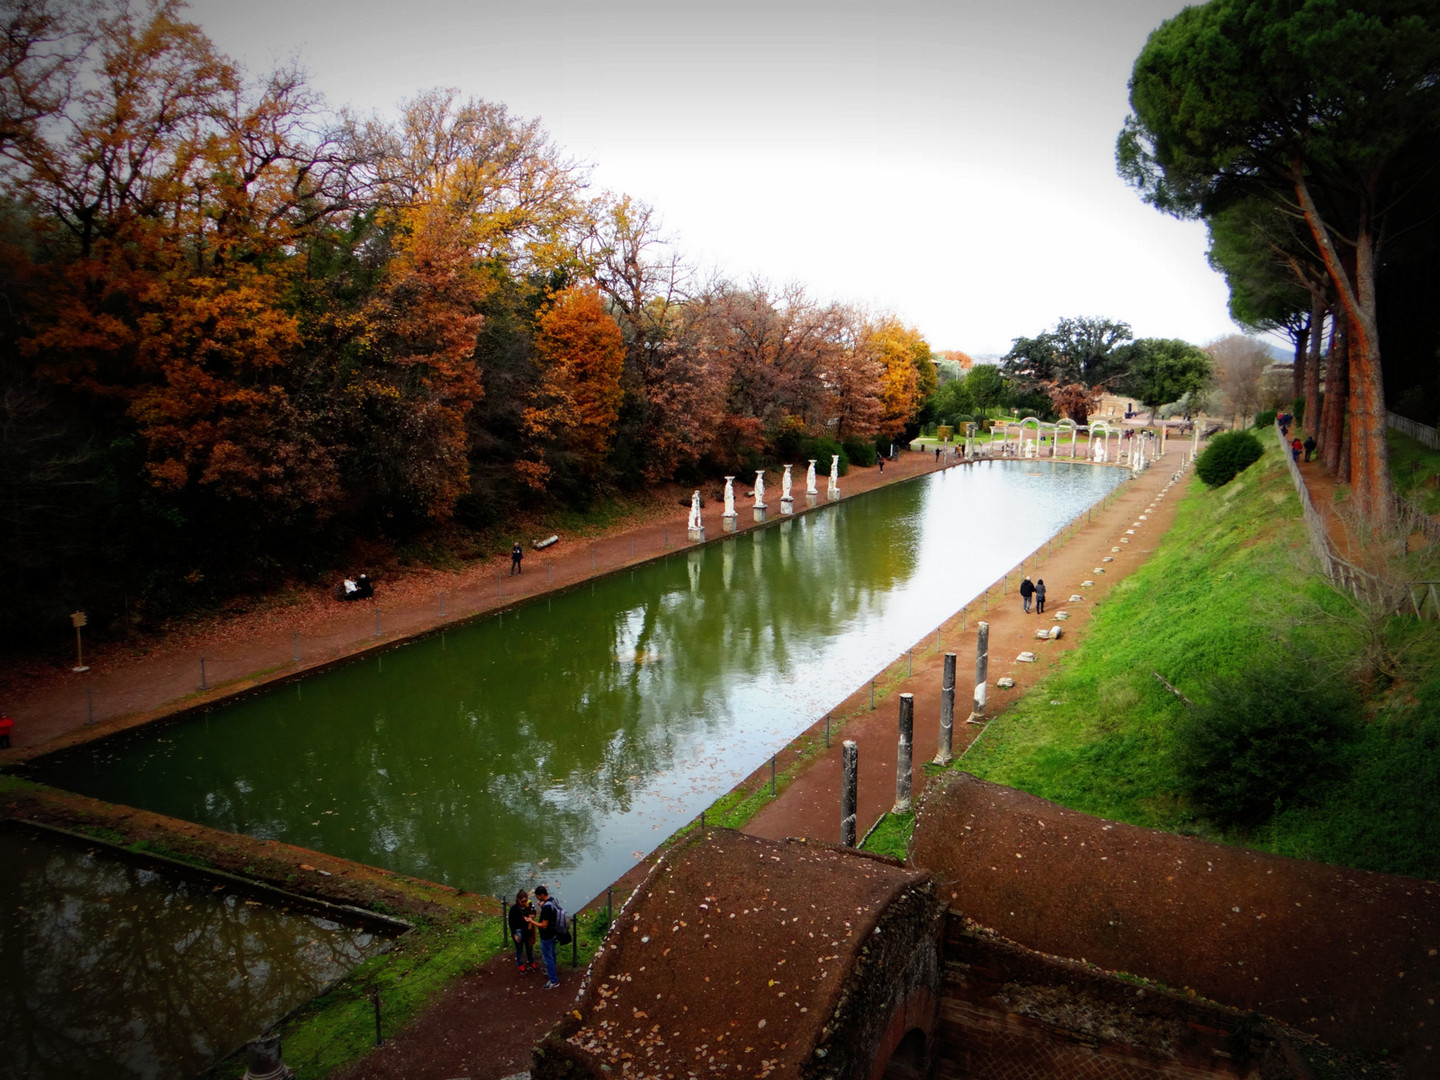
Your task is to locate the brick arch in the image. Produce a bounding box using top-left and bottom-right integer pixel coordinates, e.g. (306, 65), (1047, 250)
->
(866, 985), (937, 1080)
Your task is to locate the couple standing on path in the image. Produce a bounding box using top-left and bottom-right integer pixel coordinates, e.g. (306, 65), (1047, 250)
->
(508, 886), (564, 989)
(1019, 575), (1046, 615)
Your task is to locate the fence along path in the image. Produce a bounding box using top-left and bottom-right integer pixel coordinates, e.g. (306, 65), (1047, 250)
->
(1278, 422), (1440, 620)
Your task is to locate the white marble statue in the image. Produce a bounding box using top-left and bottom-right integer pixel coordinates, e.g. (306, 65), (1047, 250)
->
(754, 469), (766, 507)
(723, 476), (736, 517)
(806, 459), (818, 494)
(829, 454), (840, 493)
(781, 464), (793, 500)
(688, 491), (702, 530)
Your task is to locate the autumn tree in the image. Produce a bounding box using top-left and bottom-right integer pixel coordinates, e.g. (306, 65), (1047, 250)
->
(519, 285), (624, 492)
(863, 316), (935, 439)
(1206, 334), (1274, 426)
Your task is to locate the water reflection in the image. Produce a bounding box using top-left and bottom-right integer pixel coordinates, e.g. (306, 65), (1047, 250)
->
(0, 825), (395, 1080)
(32, 462), (1122, 906)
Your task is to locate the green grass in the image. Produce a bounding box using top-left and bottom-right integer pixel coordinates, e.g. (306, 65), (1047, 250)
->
(860, 811), (913, 860)
(959, 440), (1440, 880)
(1387, 427), (1440, 515)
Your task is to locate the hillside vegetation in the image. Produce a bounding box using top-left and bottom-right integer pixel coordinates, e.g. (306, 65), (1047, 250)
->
(961, 438), (1440, 881)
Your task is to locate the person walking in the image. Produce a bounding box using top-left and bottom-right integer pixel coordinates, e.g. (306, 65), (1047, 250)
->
(1303, 435), (1317, 462)
(1019, 576), (1035, 613)
(510, 542), (524, 575)
(528, 885), (561, 989)
(0, 712), (12, 749)
(878, 456), (884, 474)
(1035, 579), (1047, 615)
(508, 889), (537, 972)
(1291, 437), (1303, 463)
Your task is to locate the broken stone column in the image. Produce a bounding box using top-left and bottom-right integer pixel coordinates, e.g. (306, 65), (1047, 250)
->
(841, 740), (858, 847)
(934, 652), (956, 765)
(967, 621), (989, 724)
(894, 693), (914, 813)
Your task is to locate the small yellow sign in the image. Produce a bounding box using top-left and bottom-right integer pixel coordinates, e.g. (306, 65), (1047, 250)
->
(70, 611), (87, 628)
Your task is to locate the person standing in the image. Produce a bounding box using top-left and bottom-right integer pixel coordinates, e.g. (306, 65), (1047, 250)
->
(1019, 576), (1035, 613)
(508, 890), (537, 972)
(878, 456), (884, 474)
(511, 542), (524, 575)
(1035, 579), (1047, 615)
(528, 885), (560, 989)
(0, 713), (12, 749)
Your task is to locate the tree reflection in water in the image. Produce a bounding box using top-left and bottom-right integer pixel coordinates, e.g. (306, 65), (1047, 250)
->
(0, 826), (395, 1080)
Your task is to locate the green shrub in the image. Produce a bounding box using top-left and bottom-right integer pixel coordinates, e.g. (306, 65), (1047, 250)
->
(1174, 656), (1361, 827)
(1195, 430), (1264, 487)
(808, 436), (849, 475)
(842, 436), (876, 467)
(1254, 409), (1278, 429)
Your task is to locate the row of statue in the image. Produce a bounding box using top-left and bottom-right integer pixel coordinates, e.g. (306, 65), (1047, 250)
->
(688, 457), (840, 539)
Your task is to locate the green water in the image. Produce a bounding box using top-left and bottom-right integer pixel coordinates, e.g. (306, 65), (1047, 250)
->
(0, 824), (396, 1080)
(32, 462), (1123, 906)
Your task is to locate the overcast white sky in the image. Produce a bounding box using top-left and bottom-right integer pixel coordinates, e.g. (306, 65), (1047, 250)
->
(189, 0), (1244, 357)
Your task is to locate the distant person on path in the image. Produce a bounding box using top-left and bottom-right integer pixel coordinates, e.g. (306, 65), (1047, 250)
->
(528, 885), (560, 989)
(1019, 575), (1035, 613)
(511, 542), (524, 575)
(935, 446), (942, 462)
(0, 713), (12, 749)
(509, 889), (537, 972)
(1035, 579), (1047, 615)
(878, 456), (884, 474)
(1291, 437), (1303, 463)
(1304, 435), (1317, 462)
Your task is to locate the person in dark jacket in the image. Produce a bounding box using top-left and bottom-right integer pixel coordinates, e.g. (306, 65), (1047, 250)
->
(527, 885), (561, 989)
(1303, 435), (1317, 462)
(511, 542), (524, 575)
(1019, 576), (1035, 613)
(1035, 579), (1047, 615)
(508, 889), (537, 972)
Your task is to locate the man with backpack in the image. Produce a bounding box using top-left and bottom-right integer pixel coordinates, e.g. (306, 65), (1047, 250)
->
(528, 885), (565, 989)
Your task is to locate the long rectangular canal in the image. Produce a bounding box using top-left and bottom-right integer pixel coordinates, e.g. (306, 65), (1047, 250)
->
(29, 460), (1124, 906)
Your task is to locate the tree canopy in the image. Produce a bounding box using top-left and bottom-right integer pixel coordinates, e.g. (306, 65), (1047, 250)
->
(1118, 0), (1440, 526)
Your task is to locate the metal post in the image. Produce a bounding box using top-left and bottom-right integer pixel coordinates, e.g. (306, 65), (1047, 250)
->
(501, 897), (507, 943)
(841, 740), (858, 847)
(86, 686), (94, 725)
(498, 573), (502, 598)
(440, 590), (446, 616)
(870, 679), (875, 710)
(935, 652), (956, 765)
(770, 755), (776, 796)
(907, 649), (912, 676)
(200, 657), (207, 690)
(293, 630), (300, 661)
(547, 562), (552, 583)
(825, 713), (830, 748)
(607, 886), (613, 926)
(894, 693), (914, 813)
(375, 608), (381, 636)
(969, 622), (989, 724)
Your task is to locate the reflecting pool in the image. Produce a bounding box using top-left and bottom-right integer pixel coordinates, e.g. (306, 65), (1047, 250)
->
(0, 824), (398, 1080)
(31, 461), (1123, 906)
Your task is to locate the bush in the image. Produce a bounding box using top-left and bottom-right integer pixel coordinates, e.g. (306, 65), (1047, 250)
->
(808, 436), (849, 475)
(1254, 409), (1278, 429)
(1173, 656), (1362, 827)
(840, 436), (873, 468)
(1195, 430), (1264, 487)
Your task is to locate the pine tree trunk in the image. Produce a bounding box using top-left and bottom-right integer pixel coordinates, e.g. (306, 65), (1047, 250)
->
(1304, 300), (1323, 442)
(1321, 317), (1347, 475)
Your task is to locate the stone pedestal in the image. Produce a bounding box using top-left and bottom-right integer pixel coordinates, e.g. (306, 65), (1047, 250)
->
(722, 515), (738, 534)
(688, 526), (705, 542)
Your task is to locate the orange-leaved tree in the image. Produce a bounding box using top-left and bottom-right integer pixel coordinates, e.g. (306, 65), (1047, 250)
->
(519, 284), (624, 490)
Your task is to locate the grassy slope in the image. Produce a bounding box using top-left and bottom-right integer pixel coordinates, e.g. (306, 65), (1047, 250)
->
(959, 437), (1440, 881)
